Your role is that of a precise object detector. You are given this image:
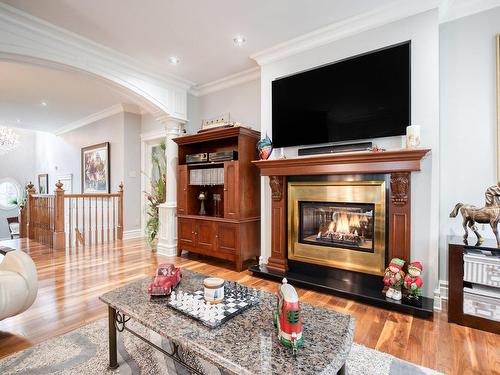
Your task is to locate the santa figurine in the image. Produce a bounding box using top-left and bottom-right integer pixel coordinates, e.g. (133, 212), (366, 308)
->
(383, 258), (405, 300)
(403, 261), (424, 306)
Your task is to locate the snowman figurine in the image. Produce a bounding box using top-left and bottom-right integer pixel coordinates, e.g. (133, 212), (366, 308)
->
(403, 261), (424, 306)
(383, 258), (405, 300)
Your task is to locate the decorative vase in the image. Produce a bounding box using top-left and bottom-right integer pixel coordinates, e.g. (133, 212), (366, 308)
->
(256, 133), (273, 160)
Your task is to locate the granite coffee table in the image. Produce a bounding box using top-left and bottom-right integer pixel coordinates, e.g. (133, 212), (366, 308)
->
(99, 269), (354, 375)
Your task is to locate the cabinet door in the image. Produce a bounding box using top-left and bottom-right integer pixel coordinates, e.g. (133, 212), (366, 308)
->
(224, 161), (239, 219)
(178, 218), (195, 247)
(196, 220), (216, 252)
(217, 223), (239, 254)
(177, 165), (188, 214)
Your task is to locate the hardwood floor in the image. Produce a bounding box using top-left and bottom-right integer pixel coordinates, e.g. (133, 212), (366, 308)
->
(0, 238), (499, 374)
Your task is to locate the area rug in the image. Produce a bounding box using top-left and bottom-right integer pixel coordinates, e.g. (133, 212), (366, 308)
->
(0, 319), (441, 375)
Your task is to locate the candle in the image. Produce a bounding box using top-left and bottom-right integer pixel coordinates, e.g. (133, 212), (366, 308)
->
(406, 125), (421, 148)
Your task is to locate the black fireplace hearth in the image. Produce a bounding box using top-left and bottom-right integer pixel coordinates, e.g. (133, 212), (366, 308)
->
(250, 261), (434, 318)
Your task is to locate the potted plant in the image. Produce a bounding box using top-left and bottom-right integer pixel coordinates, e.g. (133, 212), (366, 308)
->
(144, 142), (166, 249)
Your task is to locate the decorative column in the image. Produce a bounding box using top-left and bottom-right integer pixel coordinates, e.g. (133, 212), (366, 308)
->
(117, 182), (124, 240)
(267, 175), (288, 272)
(53, 180), (66, 250)
(389, 172), (411, 265)
(156, 114), (185, 256)
(26, 182), (36, 239)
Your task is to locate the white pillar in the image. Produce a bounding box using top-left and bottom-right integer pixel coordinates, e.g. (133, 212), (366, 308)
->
(156, 114), (185, 256)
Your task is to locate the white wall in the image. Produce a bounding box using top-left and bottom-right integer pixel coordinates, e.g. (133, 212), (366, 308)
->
(0, 128), (36, 239)
(36, 112), (125, 194)
(196, 80), (261, 131)
(259, 10), (440, 297)
(187, 93), (201, 134)
(35, 111), (143, 231)
(123, 112), (142, 230)
(439, 7), (500, 280)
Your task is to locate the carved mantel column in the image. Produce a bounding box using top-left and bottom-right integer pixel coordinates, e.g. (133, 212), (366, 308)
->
(389, 172), (411, 264)
(155, 113), (185, 256)
(267, 175), (288, 272)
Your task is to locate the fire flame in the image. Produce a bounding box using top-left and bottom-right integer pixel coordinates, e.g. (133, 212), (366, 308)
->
(335, 212), (351, 234)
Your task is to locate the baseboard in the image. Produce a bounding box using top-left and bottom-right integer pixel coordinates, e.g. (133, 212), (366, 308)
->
(439, 280), (448, 300)
(432, 280), (448, 311)
(123, 229), (143, 240)
(157, 243), (177, 257)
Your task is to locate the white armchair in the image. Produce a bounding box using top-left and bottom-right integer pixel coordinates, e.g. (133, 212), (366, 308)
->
(0, 250), (38, 321)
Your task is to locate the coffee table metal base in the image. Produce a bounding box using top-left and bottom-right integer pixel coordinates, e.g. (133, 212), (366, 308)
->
(108, 306), (207, 374)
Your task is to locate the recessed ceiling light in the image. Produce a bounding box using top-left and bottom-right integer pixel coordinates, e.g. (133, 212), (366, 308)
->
(168, 56), (180, 65)
(40, 101), (48, 107)
(233, 35), (246, 47)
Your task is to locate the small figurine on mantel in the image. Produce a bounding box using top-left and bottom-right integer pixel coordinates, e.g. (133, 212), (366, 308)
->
(383, 258), (405, 300)
(403, 262), (424, 306)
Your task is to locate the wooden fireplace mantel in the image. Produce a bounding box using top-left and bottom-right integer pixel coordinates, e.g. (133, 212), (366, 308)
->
(252, 148), (430, 176)
(253, 148), (431, 272)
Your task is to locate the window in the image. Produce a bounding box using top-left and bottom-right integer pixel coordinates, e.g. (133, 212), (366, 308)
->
(0, 178), (22, 210)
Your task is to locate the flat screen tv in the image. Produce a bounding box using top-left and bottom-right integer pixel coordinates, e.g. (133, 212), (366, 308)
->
(272, 42), (410, 148)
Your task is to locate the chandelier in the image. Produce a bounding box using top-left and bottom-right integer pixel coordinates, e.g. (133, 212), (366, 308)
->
(0, 127), (20, 155)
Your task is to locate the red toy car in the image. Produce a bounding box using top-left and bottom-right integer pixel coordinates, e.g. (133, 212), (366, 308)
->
(147, 264), (182, 296)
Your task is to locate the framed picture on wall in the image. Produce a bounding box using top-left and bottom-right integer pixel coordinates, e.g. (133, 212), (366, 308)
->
(81, 142), (110, 193)
(37, 173), (48, 194)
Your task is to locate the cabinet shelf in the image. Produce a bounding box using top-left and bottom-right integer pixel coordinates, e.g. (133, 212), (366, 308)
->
(174, 127), (261, 271)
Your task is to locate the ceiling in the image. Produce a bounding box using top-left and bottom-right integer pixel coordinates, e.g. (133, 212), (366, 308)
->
(0, 0), (397, 85)
(0, 61), (136, 132)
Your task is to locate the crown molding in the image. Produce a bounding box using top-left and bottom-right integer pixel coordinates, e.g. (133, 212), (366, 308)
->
(0, 3), (194, 90)
(250, 0), (438, 66)
(439, 0), (500, 23)
(190, 67), (260, 97)
(54, 103), (140, 136)
(0, 2), (191, 120)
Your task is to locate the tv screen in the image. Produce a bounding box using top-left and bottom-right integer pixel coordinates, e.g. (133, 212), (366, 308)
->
(272, 42), (410, 148)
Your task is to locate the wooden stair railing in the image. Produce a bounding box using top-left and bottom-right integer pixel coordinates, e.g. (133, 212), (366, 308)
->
(25, 181), (124, 249)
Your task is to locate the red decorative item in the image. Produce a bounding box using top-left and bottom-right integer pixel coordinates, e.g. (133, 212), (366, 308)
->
(273, 278), (304, 356)
(403, 261), (424, 307)
(147, 264), (182, 296)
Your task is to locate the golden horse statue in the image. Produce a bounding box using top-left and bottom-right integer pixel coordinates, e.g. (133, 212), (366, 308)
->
(450, 184), (500, 246)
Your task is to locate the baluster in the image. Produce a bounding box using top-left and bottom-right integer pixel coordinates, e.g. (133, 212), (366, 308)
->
(113, 196), (116, 241)
(82, 197), (85, 245)
(117, 183), (124, 240)
(75, 198), (80, 247)
(100, 199), (103, 245)
(68, 198), (73, 247)
(88, 197), (92, 246)
(107, 197), (110, 243)
(95, 196), (98, 244)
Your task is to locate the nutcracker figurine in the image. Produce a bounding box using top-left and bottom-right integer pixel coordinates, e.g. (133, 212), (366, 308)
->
(403, 261), (424, 306)
(273, 278), (303, 356)
(383, 258), (405, 300)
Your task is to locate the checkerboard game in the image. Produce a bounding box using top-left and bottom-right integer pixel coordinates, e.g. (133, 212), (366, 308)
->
(167, 282), (260, 328)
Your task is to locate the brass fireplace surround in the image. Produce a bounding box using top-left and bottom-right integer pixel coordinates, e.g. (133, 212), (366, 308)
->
(288, 181), (386, 276)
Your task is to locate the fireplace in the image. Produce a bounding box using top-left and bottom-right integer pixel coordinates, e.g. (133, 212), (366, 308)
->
(299, 201), (375, 252)
(250, 149), (433, 317)
(288, 181), (386, 276)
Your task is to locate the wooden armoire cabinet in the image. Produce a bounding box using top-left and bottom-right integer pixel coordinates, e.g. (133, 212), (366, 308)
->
(173, 127), (261, 271)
